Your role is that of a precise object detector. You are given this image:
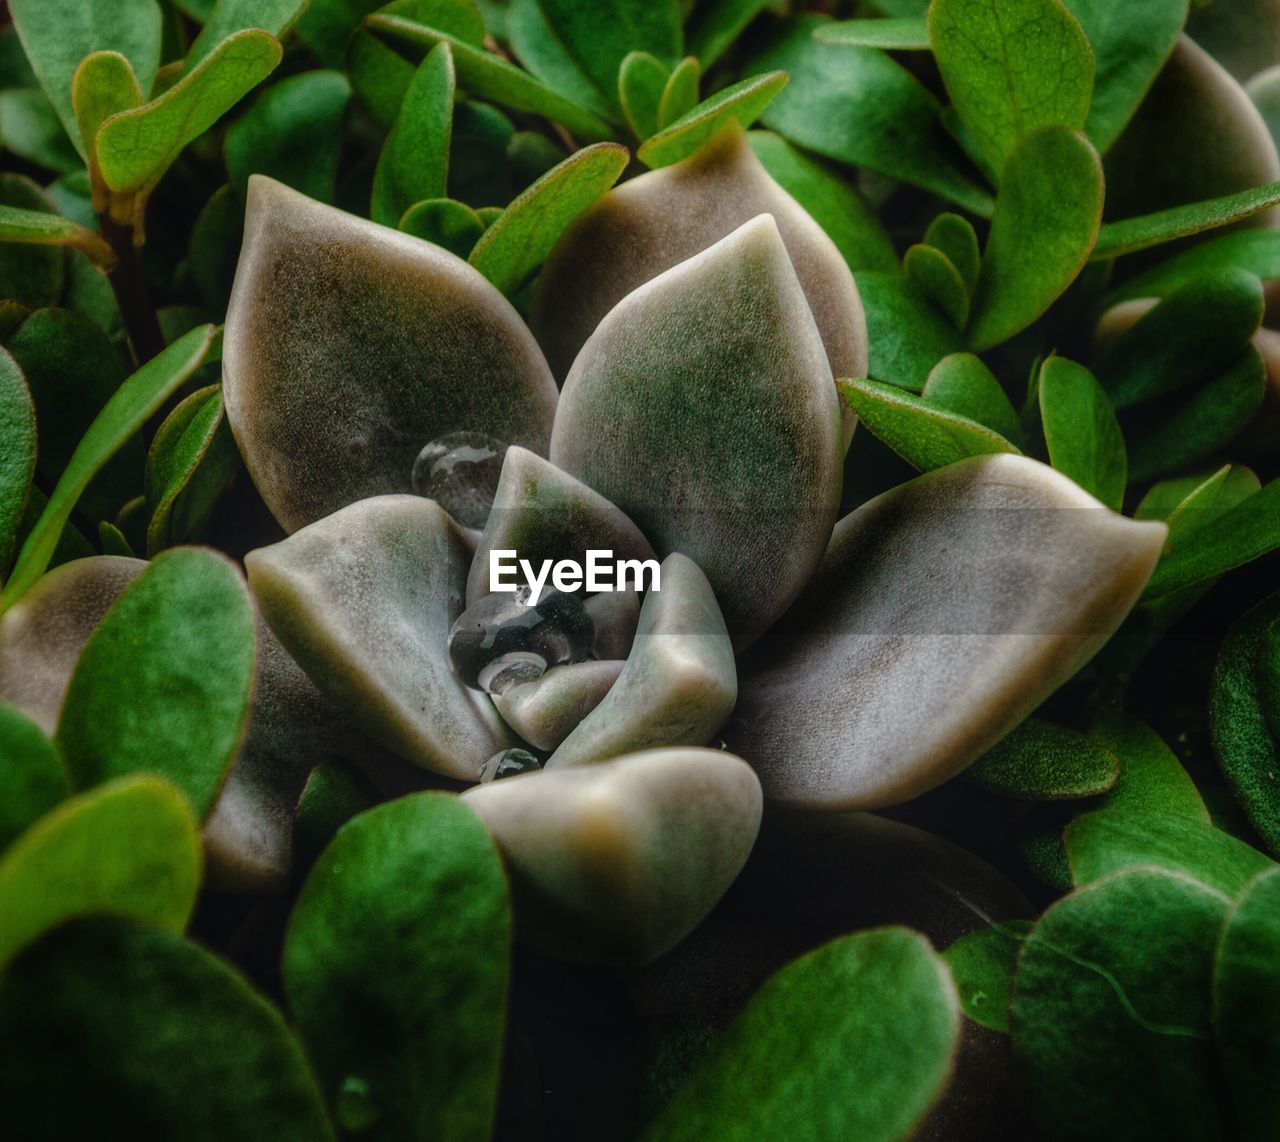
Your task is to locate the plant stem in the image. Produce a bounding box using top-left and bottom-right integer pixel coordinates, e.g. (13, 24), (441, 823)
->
(98, 211), (165, 366)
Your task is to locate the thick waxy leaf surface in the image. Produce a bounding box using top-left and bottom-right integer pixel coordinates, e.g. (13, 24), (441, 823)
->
(224, 178), (557, 532)
(903, 242), (968, 328)
(548, 554), (737, 768)
(725, 455), (1166, 809)
(187, 0), (309, 67)
(818, 18), (930, 49)
(494, 659), (623, 753)
(1093, 182), (1280, 260)
(0, 705), (69, 850)
(638, 72), (787, 169)
(856, 271), (965, 391)
(921, 352), (1021, 442)
(1012, 868), (1231, 1141)
(1038, 357), (1126, 510)
(619, 51), (668, 139)
(0, 777), (199, 968)
(1090, 713), (1209, 823)
(0, 204), (112, 264)
(644, 928), (959, 1142)
(967, 717), (1119, 800)
(285, 793), (509, 1139)
(0, 348), (35, 576)
(247, 495), (512, 780)
(58, 548), (256, 818)
(0, 918), (331, 1140)
(550, 215), (843, 647)
(463, 748), (761, 964)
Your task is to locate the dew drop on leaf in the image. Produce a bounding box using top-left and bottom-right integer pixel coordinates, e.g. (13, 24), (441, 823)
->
(411, 431), (507, 529)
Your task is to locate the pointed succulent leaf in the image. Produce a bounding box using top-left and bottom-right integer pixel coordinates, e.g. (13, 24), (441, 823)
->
(924, 212), (981, 291)
(903, 242), (969, 328)
(0, 918), (332, 1140)
(550, 215), (843, 647)
(1106, 229), (1280, 305)
(0, 706), (70, 851)
(187, 0), (309, 68)
(494, 660), (624, 753)
(857, 271), (966, 391)
(921, 353), (1021, 442)
(638, 72), (787, 169)
(0, 348), (35, 577)
(968, 126), (1104, 352)
(548, 554), (737, 767)
(619, 51), (668, 139)
(398, 197), (486, 256)
(658, 56), (701, 129)
(1037, 357), (1125, 510)
(224, 179), (557, 532)
(1011, 868), (1230, 1140)
(967, 718), (1120, 800)
(0, 777), (200, 969)
(246, 496), (513, 780)
(817, 18), (930, 49)
(1093, 182), (1280, 261)
(1089, 713), (1210, 822)
(725, 454), (1166, 810)
(463, 748), (761, 964)
(284, 793), (510, 1140)
(469, 142), (629, 296)
(144, 385), (231, 555)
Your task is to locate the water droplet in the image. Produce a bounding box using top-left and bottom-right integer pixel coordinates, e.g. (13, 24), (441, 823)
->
(412, 431), (507, 529)
(479, 747), (544, 782)
(448, 586), (594, 693)
(335, 1076), (380, 1134)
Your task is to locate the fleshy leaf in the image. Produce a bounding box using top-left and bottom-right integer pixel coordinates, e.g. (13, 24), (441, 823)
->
(1106, 229), (1280, 304)
(1093, 182), (1280, 260)
(924, 211), (981, 290)
(463, 748), (761, 964)
(943, 921), (1033, 1033)
(57, 548), (256, 818)
(817, 18), (930, 49)
(0, 203), (114, 265)
(0, 705), (70, 851)
(547, 554), (737, 767)
(921, 353), (1021, 442)
(967, 126), (1104, 352)
(618, 51), (668, 139)
(903, 242), (969, 328)
(725, 454), (1166, 809)
(1038, 356), (1126, 510)
(643, 927), (959, 1141)
(0, 176), (67, 308)
(1090, 713), (1210, 822)
(246, 496), (512, 780)
(658, 56), (700, 129)
(856, 271), (966, 391)
(494, 660), (624, 753)
(187, 0), (309, 68)
(284, 793), (510, 1139)
(0, 777), (199, 968)
(549, 215), (843, 648)
(0, 348), (35, 576)
(686, 0), (770, 68)
(398, 197), (486, 256)
(967, 718), (1120, 800)
(638, 72), (787, 169)
(223, 178), (557, 532)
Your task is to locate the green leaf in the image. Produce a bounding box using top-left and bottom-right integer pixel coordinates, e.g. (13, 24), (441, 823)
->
(657, 56), (701, 129)
(469, 142), (628, 295)
(0, 349), (35, 577)
(225, 70), (352, 202)
(1211, 595), (1280, 856)
(816, 18), (930, 49)
(618, 50), (669, 140)
(686, 0), (769, 68)
(1, 325), (215, 608)
(284, 793), (511, 1140)
(838, 377), (1020, 472)
(1063, 0), (1187, 153)
(0, 776), (199, 968)
(1106, 229), (1280, 305)
(1012, 867), (1230, 1140)
(1213, 867), (1280, 1140)
(0, 918), (333, 1140)
(929, 0), (1094, 179)
(1093, 182), (1280, 261)
(71, 51), (143, 172)
(1126, 347), (1267, 484)
(643, 928), (960, 1142)
(56, 547), (256, 818)
(967, 126), (1103, 351)
(187, 0), (308, 68)
(0, 203), (114, 265)
(638, 72), (787, 168)
(747, 131), (899, 274)
(372, 42), (454, 227)
(398, 197), (486, 257)
(1066, 810), (1274, 895)
(1162, 464), (1263, 545)
(968, 717), (1120, 800)
(746, 17), (993, 215)
(292, 758), (379, 871)
(903, 242), (969, 328)
(0, 88), (82, 174)
(923, 211), (980, 291)
(1037, 356), (1125, 509)
(1089, 713), (1210, 823)
(97, 30), (283, 195)
(309, 0), (486, 70)
(921, 352), (1021, 442)
(0, 705), (70, 851)
(508, 0), (679, 119)
(1093, 269), (1263, 409)
(9, 0), (162, 155)
(369, 12), (615, 140)
(856, 271), (966, 391)
(942, 920), (1033, 1032)
(0, 175), (66, 308)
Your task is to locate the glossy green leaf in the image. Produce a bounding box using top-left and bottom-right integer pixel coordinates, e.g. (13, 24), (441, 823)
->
(856, 271), (966, 390)
(0, 349), (35, 577)
(284, 793), (511, 1140)
(942, 920), (1033, 1032)
(9, 0), (162, 155)
(1066, 810), (1274, 895)
(0, 206), (112, 265)
(747, 131), (898, 273)
(187, 0), (308, 67)
(0, 776), (199, 968)
(0, 704), (70, 851)
(930, 0), (1094, 179)
(1106, 229), (1280, 305)
(369, 12), (615, 139)
(0, 176), (65, 309)
(967, 126), (1103, 351)
(470, 142), (628, 294)
(639, 72), (787, 168)
(968, 717), (1120, 800)
(817, 18), (930, 49)
(923, 211), (981, 291)
(1038, 356), (1125, 509)
(57, 547), (256, 817)
(0, 88), (81, 174)
(71, 51), (142, 172)
(372, 43), (454, 227)
(838, 378), (1020, 472)
(644, 928), (960, 1142)
(292, 759), (379, 871)
(658, 56), (701, 129)
(1089, 713), (1210, 822)
(618, 50), (669, 139)
(686, 0), (769, 68)
(1093, 269), (1263, 409)
(97, 30), (283, 195)
(1214, 867), (1280, 1140)
(1093, 181), (1280, 261)
(225, 70), (352, 202)
(1012, 868), (1230, 1140)
(746, 17), (992, 215)
(1, 325), (215, 607)
(921, 352), (1021, 442)
(399, 196), (486, 256)
(1160, 465), (1263, 545)
(0, 918), (333, 1140)
(903, 242), (968, 328)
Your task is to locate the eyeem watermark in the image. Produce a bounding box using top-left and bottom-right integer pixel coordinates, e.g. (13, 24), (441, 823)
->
(490, 549), (660, 605)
